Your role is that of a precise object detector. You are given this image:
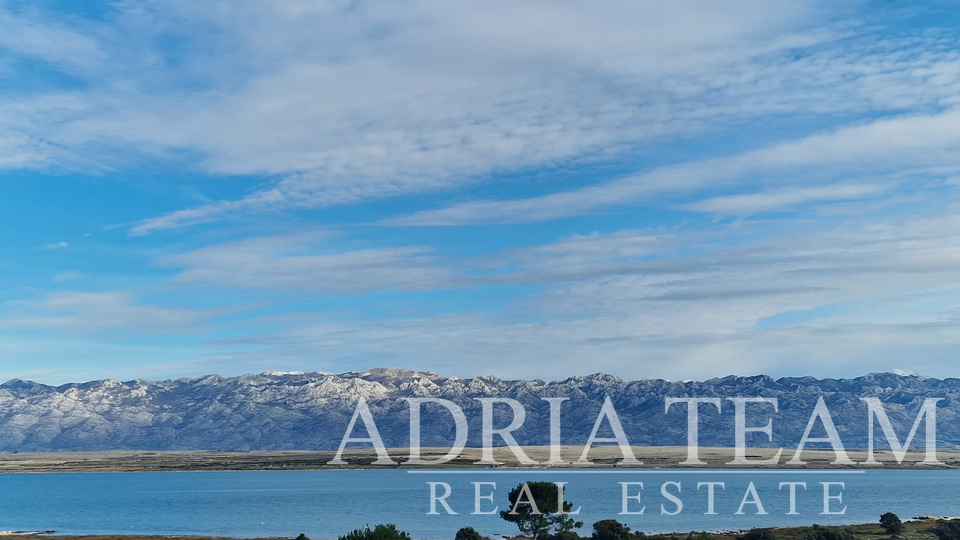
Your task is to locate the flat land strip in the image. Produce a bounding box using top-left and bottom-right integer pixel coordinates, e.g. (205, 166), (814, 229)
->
(1, 446), (959, 472)
(0, 520), (946, 540)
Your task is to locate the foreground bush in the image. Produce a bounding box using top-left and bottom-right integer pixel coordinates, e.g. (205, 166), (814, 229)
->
(880, 513), (904, 535)
(932, 520), (960, 540)
(739, 529), (777, 540)
(801, 525), (855, 540)
(338, 524), (411, 540)
(543, 531), (582, 540)
(456, 527), (483, 540)
(592, 519), (645, 540)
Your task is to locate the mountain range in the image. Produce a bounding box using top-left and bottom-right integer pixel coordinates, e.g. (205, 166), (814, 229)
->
(0, 368), (956, 452)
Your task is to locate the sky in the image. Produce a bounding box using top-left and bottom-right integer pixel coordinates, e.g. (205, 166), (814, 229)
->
(2, 0), (960, 384)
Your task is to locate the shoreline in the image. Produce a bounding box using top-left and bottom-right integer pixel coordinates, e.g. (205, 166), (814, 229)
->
(1, 447), (959, 473)
(0, 519), (949, 540)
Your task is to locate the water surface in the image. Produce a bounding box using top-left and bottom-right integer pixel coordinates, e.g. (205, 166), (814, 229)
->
(0, 469), (954, 539)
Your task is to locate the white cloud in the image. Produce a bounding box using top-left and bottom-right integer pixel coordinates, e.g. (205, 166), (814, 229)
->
(159, 233), (451, 294)
(7, 1), (960, 383)
(2, 291), (219, 334)
(36, 241), (68, 250)
(52, 270), (84, 283)
(5, 1), (960, 231)
(389, 108), (960, 225)
(0, 6), (106, 74)
(12, 191), (960, 381)
(680, 183), (890, 215)
(208, 308), (960, 382)
(202, 200), (960, 380)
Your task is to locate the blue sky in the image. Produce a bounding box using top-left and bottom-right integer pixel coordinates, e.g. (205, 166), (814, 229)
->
(2, 0), (960, 384)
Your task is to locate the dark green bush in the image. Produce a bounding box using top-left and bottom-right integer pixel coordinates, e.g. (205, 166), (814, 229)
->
(738, 529), (776, 540)
(932, 520), (960, 540)
(880, 513), (904, 535)
(456, 527), (483, 540)
(801, 525), (855, 540)
(592, 520), (646, 540)
(295, 534), (310, 540)
(593, 520), (631, 540)
(543, 531), (582, 540)
(338, 524), (411, 540)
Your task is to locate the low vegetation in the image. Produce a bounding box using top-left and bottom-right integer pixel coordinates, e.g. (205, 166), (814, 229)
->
(739, 529), (778, 540)
(456, 527), (484, 540)
(801, 526), (856, 540)
(931, 521), (960, 540)
(304, 506), (932, 540)
(338, 524), (411, 540)
(592, 519), (646, 540)
(881, 513), (904, 535)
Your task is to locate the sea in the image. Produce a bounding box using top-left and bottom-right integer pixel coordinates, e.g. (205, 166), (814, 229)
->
(0, 469), (955, 539)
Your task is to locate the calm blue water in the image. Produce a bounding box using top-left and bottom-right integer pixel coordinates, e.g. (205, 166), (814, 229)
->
(0, 469), (956, 539)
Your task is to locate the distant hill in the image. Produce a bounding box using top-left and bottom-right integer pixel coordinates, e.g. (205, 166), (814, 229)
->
(0, 369), (955, 452)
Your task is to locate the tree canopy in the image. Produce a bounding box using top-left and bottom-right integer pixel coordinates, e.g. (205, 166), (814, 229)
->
(500, 481), (583, 539)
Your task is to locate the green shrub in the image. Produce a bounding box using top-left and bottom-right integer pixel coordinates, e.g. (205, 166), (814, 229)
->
(932, 521), (960, 540)
(295, 534), (310, 540)
(593, 520), (637, 540)
(338, 524), (411, 540)
(801, 525), (855, 540)
(739, 529), (776, 540)
(543, 531), (582, 540)
(456, 527), (483, 540)
(880, 513), (904, 535)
